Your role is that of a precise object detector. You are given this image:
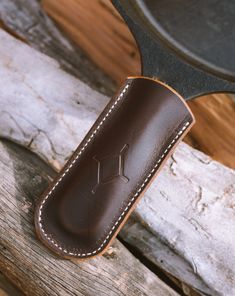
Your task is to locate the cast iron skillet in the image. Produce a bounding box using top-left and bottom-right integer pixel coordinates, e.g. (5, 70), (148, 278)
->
(113, 0), (235, 99)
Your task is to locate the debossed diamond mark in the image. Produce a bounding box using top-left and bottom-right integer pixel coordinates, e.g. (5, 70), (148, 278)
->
(92, 144), (129, 194)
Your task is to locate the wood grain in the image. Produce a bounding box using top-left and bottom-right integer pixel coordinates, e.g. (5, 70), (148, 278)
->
(42, 0), (235, 169)
(0, 273), (23, 296)
(43, 0), (140, 84)
(185, 93), (235, 168)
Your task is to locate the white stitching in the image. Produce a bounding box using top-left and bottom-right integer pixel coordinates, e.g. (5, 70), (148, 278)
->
(38, 83), (130, 250)
(38, 81), (190, 257)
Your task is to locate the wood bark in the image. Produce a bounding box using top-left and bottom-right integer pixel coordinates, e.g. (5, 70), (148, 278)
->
(42, 0), (235, 169)
(0, 29), (234, 296)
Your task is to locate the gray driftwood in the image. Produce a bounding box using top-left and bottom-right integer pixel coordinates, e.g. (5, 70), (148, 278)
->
(0, 27), (235, 296)
(0, 0), (115, 96)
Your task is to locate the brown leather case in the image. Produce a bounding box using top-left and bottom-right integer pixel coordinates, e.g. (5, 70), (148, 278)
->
(35, 77), (195, 259)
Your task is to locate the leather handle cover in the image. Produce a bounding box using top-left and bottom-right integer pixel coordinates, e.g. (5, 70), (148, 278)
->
(35, 77), (195, 259)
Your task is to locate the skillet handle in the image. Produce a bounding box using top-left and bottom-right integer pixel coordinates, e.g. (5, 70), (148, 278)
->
(35, 77), (195, 259)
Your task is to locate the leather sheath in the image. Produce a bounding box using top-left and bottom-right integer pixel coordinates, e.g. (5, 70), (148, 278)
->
(35, 77), (195, 259)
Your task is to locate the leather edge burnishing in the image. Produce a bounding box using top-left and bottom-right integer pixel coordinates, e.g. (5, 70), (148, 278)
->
(34, 77), (195, 259)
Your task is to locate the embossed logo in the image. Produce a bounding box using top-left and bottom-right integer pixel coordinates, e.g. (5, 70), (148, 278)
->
(92, 144), (129, 193)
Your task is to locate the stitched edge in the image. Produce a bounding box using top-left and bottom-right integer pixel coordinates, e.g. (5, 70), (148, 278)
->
(38, 82), (131, 254)
(38, 80), (191, 257)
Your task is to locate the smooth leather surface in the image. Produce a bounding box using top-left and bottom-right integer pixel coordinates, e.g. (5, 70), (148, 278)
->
(35, 77), (194, 259)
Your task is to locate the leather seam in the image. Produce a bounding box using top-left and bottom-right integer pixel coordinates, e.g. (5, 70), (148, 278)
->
(38, 80), (191, 258)
(38, 81), (131, 255)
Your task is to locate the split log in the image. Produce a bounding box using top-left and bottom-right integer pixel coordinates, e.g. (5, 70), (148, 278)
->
(0, 29), (235, 296)
(42, 0), (235, 169)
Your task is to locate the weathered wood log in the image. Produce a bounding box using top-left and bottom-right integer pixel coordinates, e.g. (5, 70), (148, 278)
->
(42, 0), (235, 169)
(0, 139), (178, 296)
(0, 0), (116, 96)
(120, 143), (235, 296)
(0, 29), (235, 296)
